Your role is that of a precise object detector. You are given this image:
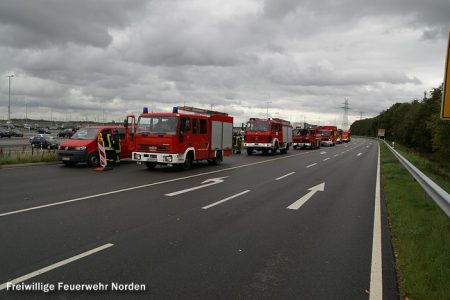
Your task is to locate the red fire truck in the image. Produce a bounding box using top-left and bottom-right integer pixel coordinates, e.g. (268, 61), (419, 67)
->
(319, 125), (338, 146)
(341, 130), (351, 143)
(244, 118), (293, 155)
(292, 127), (322, 150)
(128, 106), (233, 170)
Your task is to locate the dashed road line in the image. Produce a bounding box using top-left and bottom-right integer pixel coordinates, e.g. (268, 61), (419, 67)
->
(275, 172), (296, 181)
(202, 190), (251, 209)
(0, 243), (114, 291)
(306, 163), (317, 168)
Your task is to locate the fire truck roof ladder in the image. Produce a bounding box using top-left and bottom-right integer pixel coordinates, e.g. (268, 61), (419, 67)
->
(176, 106), (228, 116)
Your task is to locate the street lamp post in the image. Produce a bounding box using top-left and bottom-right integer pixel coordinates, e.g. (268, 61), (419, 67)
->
(265, 101), (272, 119)
(7, 74), (14, 121)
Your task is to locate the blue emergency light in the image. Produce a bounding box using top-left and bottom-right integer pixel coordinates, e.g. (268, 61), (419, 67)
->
(172, 107), (178, 113)
(143, 107), (148, 113)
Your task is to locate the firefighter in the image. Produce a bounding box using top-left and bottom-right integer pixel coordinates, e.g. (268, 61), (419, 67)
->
(233, 133), (242, 154)
(102, 129), (115, 165)
(112, 129), (121, 165)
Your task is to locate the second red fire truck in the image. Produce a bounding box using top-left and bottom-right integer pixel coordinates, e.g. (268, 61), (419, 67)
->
(127, 106), (233, 170)
(292, 127), (322, 149)
(244, 118), (293, 155)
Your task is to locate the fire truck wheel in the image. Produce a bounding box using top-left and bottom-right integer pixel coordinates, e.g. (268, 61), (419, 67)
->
(246, 148), (253, 155)
(211, 151), (222, 165)
(87, 152), (100, 167)
(271, 143), (279, 155)
(145, 162), (156, 169)
(293, 145), (297, 150)
(181, 154), (192, 170)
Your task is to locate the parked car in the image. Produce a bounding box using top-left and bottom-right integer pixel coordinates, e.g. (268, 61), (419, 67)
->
(0, 128), (12, 138)
(29, 133), (52, 142)
(30, 136), (59, 149)
(58, 128), (76, 138)
(37, 127), (51, 134)
(10, 129), (24, 137)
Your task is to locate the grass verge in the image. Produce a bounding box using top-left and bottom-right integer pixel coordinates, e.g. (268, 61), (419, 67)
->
(380, 142), (450, 299)
(0, 151), (58, 166)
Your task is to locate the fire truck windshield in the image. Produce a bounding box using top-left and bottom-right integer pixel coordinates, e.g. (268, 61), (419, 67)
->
(321, 131), (332, 137)
(296, 129), (308, 136)
(246, 121), (269, 132)
(70, 128), (99, 140)
(137, 116), (179, 135)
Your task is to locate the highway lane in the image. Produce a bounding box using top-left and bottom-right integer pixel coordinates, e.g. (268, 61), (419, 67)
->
(0, 138), (398, 299)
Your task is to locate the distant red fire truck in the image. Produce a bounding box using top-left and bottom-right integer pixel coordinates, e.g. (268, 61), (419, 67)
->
(127, 106), (233, 170)
(341, 130), (351, 143)
(319, 125), (338, 146)
(244, 118), (293, 155)
(292, 127), (322, 150)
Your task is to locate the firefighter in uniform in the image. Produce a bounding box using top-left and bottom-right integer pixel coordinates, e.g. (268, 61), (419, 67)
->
(233, 133), (242, 154)
(102, 129), (115, 165)
(112, 129), (121, 165)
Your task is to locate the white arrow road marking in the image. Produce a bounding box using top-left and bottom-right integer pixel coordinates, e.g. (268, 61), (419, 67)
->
(357, 153), (363, 156)
(165, 176), (228, 196)
(275, 172), (295, 181)
(306, 163), (317, 168)
(0, 243), (114, 291)
(202, 190), (251, 209)
(287, 183), (325, 210)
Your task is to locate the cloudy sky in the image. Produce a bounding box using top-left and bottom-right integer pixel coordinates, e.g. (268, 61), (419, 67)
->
(0, 0), (448, 127)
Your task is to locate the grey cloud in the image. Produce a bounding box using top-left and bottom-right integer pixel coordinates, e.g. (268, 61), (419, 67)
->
(0, 0), (148, 49)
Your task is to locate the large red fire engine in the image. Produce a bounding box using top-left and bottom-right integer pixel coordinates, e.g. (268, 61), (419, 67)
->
(127, 106), (233, 170)
(319, 125), (338, 146)
(244, 118), (293, 155)
(292, 127), (322, 150)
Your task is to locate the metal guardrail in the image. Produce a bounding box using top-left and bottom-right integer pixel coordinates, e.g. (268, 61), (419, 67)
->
(383, 140), (450, 218)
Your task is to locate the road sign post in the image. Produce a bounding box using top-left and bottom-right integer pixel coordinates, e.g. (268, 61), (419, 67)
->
(442, 24), (450, 120)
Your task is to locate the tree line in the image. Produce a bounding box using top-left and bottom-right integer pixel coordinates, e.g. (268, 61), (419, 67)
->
(350, 86), (450, 160)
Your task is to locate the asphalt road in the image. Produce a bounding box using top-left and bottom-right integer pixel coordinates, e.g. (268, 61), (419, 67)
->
(0, 138), (398, 299)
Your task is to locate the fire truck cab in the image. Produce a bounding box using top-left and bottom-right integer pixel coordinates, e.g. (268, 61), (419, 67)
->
(244, 118), (293, 155)
(129, 106), (233, 170)
(292, 127), (322, 149)
(319, 125), (338, 146)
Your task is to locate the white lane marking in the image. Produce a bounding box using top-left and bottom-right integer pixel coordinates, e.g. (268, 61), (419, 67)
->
(320, 151), (327, 154)
(341, 152), (345, 154)
(367, 146), (370, 148)
(0, 151), (311, 218)
(0, 243), (114, 291)
(287, 183), (325, 210)
(323, 158), (330, 161)
(306, 163), (317, 168)
(357, 153), (363, 156)
(202, 190), (250, 209)
(369, 143), (383, 299)
(334, 154), (339, 157)
(275, 172), (295, 181)
(165, 177), (228, 197)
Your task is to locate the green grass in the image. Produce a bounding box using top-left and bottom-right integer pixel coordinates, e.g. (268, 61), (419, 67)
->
(380, 142), (450, 300)
(0, 151), (58, 166)
(389, 142), (450, 194)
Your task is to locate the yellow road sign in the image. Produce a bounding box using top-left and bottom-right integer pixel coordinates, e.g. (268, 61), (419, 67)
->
(442, 24), (450, 119)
